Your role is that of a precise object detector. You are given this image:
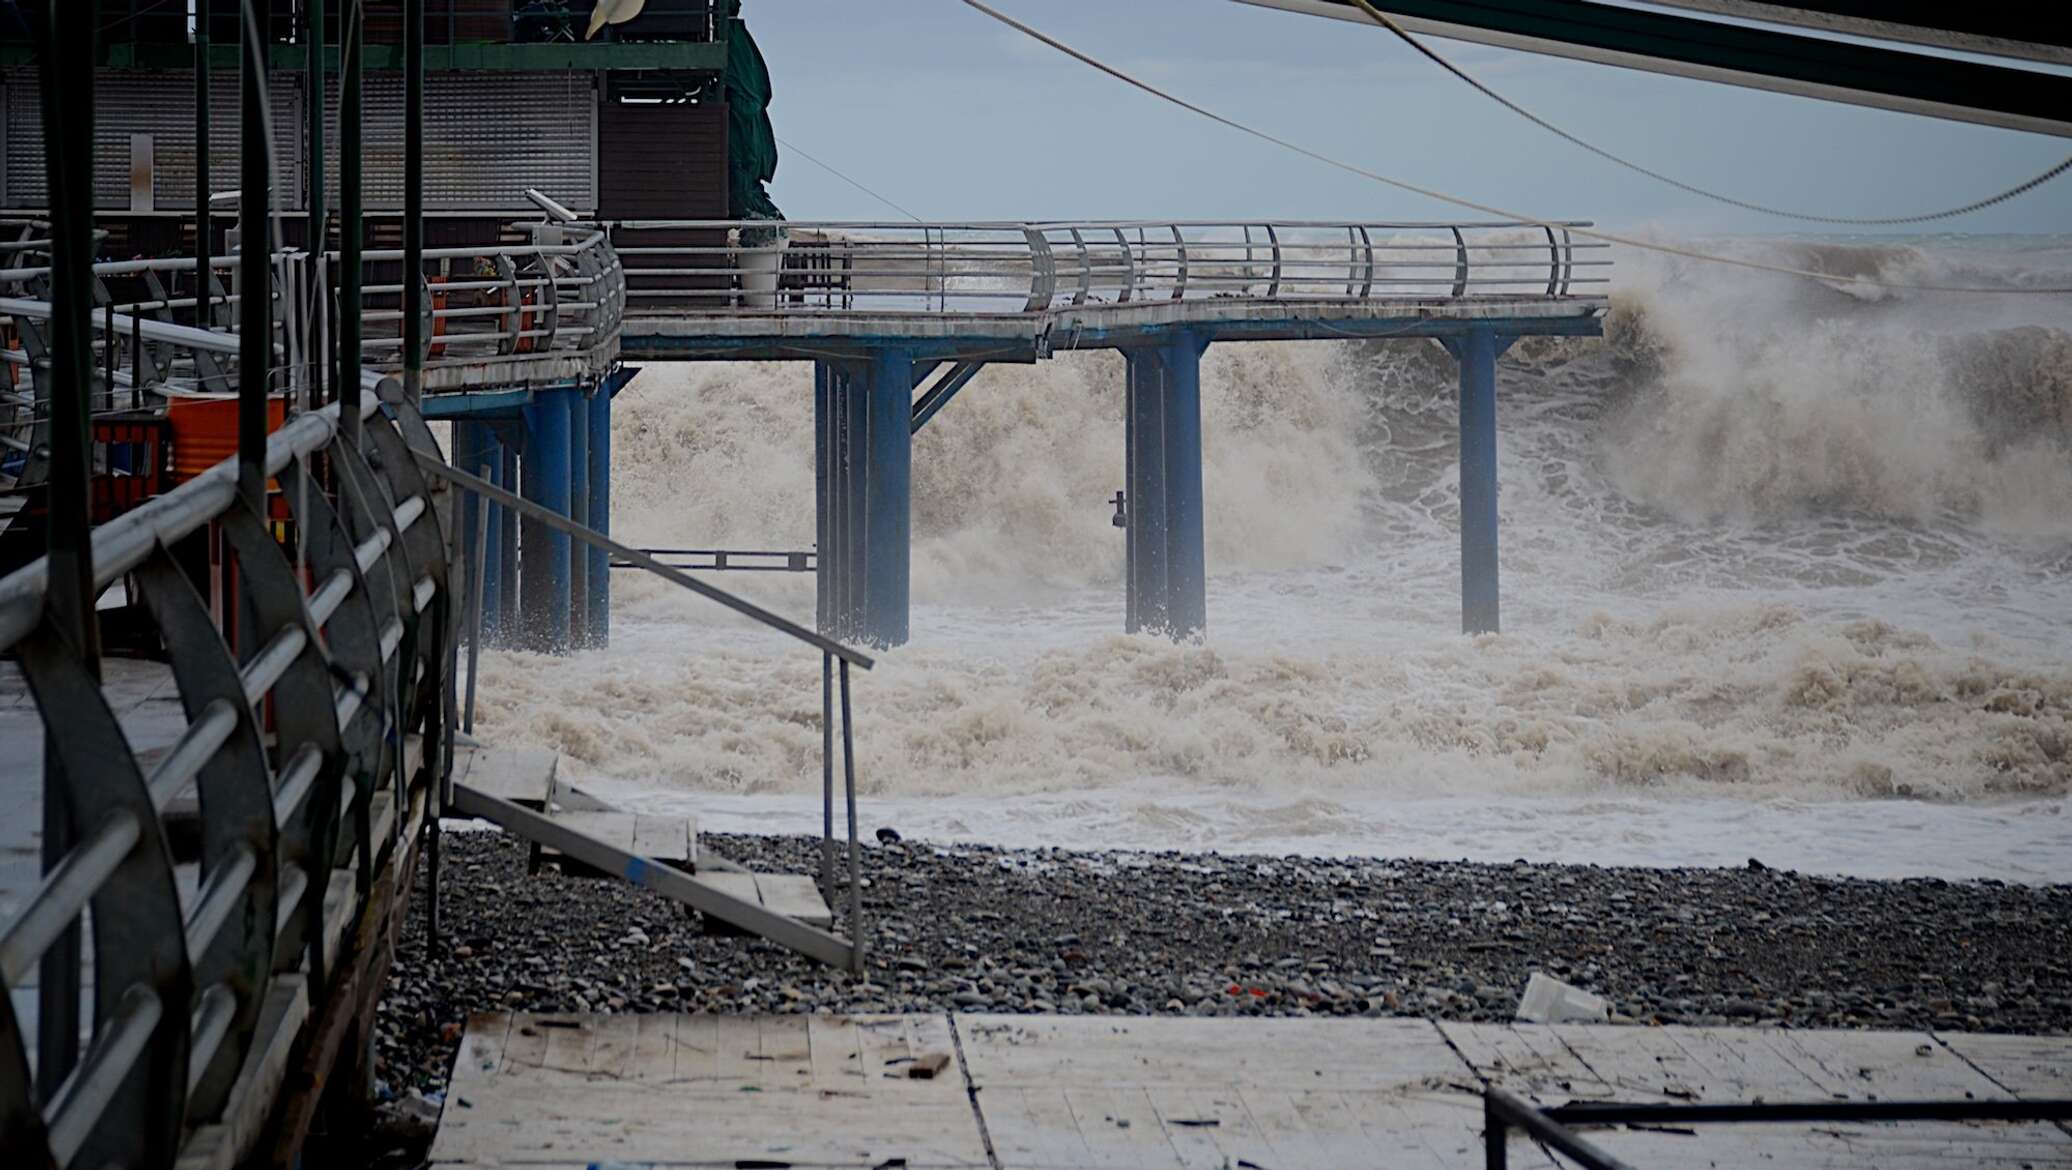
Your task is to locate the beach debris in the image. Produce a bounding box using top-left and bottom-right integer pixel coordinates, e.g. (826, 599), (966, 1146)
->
(1516, 972), (1609, 1024)
(877, 827), (903, 844)
(907, 1052), (953, 1079)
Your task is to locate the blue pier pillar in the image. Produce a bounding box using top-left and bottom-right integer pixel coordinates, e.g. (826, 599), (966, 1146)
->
(1449, 327), (1511, 635)
(1123, 330), (1209, 640)
(497, 440), (518, 641)
(520, 388), (575, 653)
(567, 387), (590, 648)
(479, 428), (505, 642)
(452, 421), (499, 640)
(815, 349), (912, 648)
(587, 383), (612, 647)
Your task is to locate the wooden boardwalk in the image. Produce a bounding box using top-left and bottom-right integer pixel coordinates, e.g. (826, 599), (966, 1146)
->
(430, 1013), (2072, 1169)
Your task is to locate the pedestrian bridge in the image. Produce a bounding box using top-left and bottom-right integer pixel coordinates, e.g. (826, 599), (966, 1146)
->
(6, 216), (1609, 652)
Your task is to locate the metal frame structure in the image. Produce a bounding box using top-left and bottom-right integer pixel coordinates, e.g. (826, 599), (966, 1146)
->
(1482, 1088), (2072, 1169)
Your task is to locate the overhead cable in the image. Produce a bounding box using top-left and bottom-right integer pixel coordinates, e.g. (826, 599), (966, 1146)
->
(777, 136), (925, 222)
(956, 0), (2072, 295)
(1347, 0), (2072, 227)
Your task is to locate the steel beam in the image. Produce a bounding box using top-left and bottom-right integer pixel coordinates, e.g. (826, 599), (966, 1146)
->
(193, 0), (210, 332)
(586, 385), (612, 647)
(864, 348), (912, 648)
(338, 0), (362, 445)
(305, 0), (325, 410)
(910, 361), (983, 434)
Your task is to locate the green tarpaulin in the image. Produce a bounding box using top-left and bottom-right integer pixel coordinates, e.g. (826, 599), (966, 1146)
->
(726, 13), (782, 226)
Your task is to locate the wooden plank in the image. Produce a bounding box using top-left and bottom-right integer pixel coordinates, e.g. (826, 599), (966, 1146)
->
(631, 814), (695, 865)
(548, 811), (637, 854)
(585, 1013), (640, 1077)
(1940, 1033), (2072, 1099)
(540, 1016), (595, 1073)
(430, 1012), (990, 1168)
(452, 746), (557, 806)
(958, 1015), (1467, 1090)
(629, 1013), (680, 1083)
(452, 1013), (511, 1084)
(756, 872), (833, 927)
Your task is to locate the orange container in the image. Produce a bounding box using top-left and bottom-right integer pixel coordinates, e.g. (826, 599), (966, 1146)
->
(164, 390), (287, 485)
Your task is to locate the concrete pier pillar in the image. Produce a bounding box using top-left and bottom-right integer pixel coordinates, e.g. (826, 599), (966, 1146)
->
(815, 349), (912, 648)
(1450, 327), (1509, 635)
(567, 387), (590, 648)
(1123, 330), (1209, 640)
(519, 388), (574, 653)
(587, 384), (612, 647)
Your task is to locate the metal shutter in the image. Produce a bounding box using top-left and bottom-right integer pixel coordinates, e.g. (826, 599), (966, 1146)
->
(2, 68), (299, 212)
(321, 71), (597, 211)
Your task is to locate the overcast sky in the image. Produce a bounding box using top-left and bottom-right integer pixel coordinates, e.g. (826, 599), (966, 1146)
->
(743, 0), (2071, 234)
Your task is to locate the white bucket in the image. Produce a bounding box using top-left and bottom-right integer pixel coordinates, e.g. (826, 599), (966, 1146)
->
(737, 229), (790, 309)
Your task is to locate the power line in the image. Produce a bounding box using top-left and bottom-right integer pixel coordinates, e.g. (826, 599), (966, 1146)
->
(776, 135), (924, 222)
(955, 0), (2072, 296)
(1346, 0), (2072, 227)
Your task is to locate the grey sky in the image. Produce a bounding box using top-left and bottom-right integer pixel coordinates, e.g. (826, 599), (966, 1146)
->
(744, 0), (2071, 233)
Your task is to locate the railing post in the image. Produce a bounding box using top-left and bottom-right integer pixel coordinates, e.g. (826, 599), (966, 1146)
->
(338, 0), (362, 443)
(36, 0), (103, 1103)
(194, 0), (211, 331)
(307, 0), (326, 412)
(402, 0), (424, 402)
(237, 0), (270, 514)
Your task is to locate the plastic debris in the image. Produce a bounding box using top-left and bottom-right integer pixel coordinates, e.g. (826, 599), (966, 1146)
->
(1515, 971), (1609, 1024)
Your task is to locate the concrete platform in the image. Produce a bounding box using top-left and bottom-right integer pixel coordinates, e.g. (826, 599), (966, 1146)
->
(428, 1014), (2072, 1169)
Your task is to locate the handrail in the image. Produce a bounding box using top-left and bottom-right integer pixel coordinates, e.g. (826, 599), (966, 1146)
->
(0, 297), (455, 1169)
(418, 456), (873, 670)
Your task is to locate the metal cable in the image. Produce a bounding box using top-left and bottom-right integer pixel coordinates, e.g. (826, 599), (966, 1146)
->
(957, 0), (2072, 296)
(1347, 0), (2072, 227)
(775, 135), (925, 222)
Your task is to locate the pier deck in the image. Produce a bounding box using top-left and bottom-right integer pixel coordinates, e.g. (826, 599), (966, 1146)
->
(430, 1013), (2072, 1169)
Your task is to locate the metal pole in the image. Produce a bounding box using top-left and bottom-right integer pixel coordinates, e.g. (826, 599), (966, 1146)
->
(306, 0), (326, 409)
(567, 390), (589, 646)
(1161, 331), (1207, 641)
(863, 348), (911, 648)
(586, 384), (611, 645)
(401, 0), (424, 402)
(195, 0), (211, 330)
(821, 652), (834, 902)
(237, 0), (270, 513)
(36, 0), (101, 1101)
(839, 659), (863, 974)
(338, 0), (362, 446)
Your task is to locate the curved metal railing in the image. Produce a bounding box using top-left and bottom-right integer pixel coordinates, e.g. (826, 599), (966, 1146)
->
(603, 218), (1607, 316)
(0, 223), (624, 432)
(0, 304), (451, 1169)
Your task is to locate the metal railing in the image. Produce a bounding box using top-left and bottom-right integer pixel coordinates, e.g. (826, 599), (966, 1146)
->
(603, 219), (1608, 316)
(0, 222), (624, 440)
(0, 302), (452, 1169)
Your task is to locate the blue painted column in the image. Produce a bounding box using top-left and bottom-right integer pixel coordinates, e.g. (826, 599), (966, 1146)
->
(1161, 332), (1208, 640)
(587, 383), (612, 647)
(479, 429), (504, 642)
(1122, 331), (1208, 640)
(520, 389), (574, 653)
(864, 347), (912, 647)
(497, 441), (518, 642)
(452, 421), (494, 638)
(814, 352), (912, 647)
(567, 387), (590, 648)
(1457, 327), (1501, 635)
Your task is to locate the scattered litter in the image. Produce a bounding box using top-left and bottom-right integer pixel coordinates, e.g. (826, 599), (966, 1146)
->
(876, 827), (903, 844)
(907, 1052), (952, 1080)
(1169, 1118), (1221, 1128)
(1516, 972), (1608, 1024)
